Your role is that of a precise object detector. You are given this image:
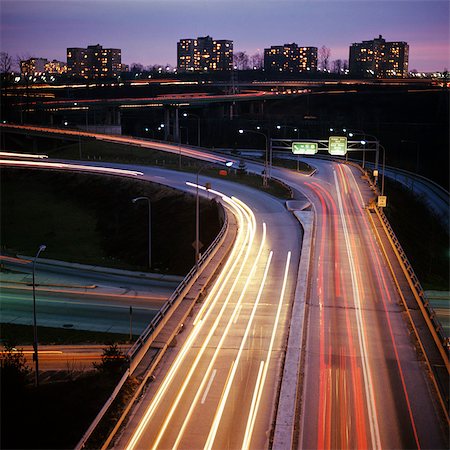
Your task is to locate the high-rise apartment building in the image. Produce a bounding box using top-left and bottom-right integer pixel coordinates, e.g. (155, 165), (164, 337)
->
(349, 35), (409, 78)
(264, 43), (317, 72)
(177, 36), (233, 71)
(20, 58), (48, 75)
(67, 44), (121, 78)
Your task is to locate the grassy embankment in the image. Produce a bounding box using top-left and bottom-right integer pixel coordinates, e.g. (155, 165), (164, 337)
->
(383, 178), (449, 291)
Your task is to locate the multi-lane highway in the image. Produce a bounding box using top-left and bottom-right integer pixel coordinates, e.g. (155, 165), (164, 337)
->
(1, 126), (447, 449)
(275, 160), (447, 449)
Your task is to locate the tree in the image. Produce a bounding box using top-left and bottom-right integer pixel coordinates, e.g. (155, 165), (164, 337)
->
(0, 343), (31, 391)
(233, 51), (249, 70)
(250, 52), (263, 70)
(0, 52), (12, 74)
(130, 62), (144, 73)
(331, 59), (342, 73)
(93, 344), (127, 375)
(318, 46), (331, 72)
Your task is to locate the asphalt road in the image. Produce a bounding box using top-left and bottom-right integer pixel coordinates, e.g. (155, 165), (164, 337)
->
(0, 285), (161, 334)
(1, 132), (447, 449)
(273, 160), (447, 450)
(113, 168), (302, 450)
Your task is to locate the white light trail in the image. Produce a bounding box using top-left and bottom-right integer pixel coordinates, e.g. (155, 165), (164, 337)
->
(334, 170), (381, 450)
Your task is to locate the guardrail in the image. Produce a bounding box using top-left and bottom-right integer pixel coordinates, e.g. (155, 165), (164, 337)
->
(372, 205), (450, 357)
(75, 202), (229, 450)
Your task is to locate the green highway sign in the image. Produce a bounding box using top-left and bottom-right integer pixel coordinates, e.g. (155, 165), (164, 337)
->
(292, 142), (318, 155)
(328, 136), (348, 155)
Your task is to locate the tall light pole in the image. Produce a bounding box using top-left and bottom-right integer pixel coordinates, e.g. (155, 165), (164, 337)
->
(238, 128), (269, 187)
(195, 161), (233, 270)
(380, 144), (386, 197)
(132, 197), (151, 269)
(276, 124), (300, 139)
(183, 112), (201, 147)
(32, 244), (46, 388)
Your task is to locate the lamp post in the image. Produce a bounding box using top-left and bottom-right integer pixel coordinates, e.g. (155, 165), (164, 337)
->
(349, 130), (380, 181)
(183, 112), (201, 147)
(276, 124), (300, 139)
(380, 144), (386, 197)
(32, 244), (46, 388)
(238, 128), (269, 187)
(132, 197), (151, 269)
(195, 161), (233, 270)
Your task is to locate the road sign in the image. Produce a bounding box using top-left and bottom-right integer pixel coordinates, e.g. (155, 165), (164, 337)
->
(328, 136), (347, 155)
(292, 142), (318, 155)
(373, 169), (379, 177)
(377, 196), (387, 207)
(192, 240), (203, 250)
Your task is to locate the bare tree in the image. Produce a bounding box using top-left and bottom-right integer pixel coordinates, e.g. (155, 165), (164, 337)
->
(318, 46), (331, 71)
(233, 51), (249, 70)
(250, 52), (263, 70)
(130, 62), (144, 73)
(332, 59), (343, 73)
(0, 52), (12, 74)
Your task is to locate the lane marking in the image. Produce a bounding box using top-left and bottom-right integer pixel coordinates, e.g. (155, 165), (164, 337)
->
(201, 369), (217, 405)
(334, 169), (382, 450)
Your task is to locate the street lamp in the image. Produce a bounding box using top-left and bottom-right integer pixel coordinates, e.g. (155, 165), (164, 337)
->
(32, 244), (46, 388)
(195, 161), (233, 270)
(379, 144), (386, 197)
(132, 197), (152, 269)
(182, 112), (201, 147)
(275, 124), (300, 139)
(238, 128), (269, 187)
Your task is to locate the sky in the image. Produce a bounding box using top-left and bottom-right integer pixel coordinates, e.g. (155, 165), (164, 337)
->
(1, 0), (449, 72)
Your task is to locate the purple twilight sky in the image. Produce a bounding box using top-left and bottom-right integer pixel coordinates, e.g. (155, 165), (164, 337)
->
(1, 0), (449, 72)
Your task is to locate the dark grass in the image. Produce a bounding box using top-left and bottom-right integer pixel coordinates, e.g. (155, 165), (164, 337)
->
(1, 167), (221, 275)
(384, 178), (449, 291)
(1, 368), (136, 449)
(0, 323), (134, 346)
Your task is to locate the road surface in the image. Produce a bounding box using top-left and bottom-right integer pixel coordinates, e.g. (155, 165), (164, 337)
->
(274, 159), (447, 450)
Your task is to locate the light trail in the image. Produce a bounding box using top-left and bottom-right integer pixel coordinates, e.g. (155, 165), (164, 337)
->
(0, 159), (143, 177)
(241, 251), (292, 450)
(341, 164), (421, 448)
(125, 189), (258, 450)
(0, 151), (48, 159)
(334, 169), (382, 450)
(309, 179), (369, 449)
(203, 250), (274, 450)
(160, 224), (269, 450)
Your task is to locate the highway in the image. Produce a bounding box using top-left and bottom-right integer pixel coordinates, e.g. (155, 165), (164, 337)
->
(273, 160), (447, 449)
(114, 168), (302, 450)
(0, 285), (161, 334)
(1, 128), (447, 449)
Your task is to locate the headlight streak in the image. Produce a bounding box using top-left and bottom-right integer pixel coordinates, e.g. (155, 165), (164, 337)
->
(126, 187), (258, 450)
(0, 151), (48, 159)
(0, 159), (143, 177)
(241, 251), (292, 450)
(333, 169), (382, 450)
(309, 178), (368, 449)
(203, 249), (274, 450)
(161, 223), (268, 450)
(341, 164), (421, 448)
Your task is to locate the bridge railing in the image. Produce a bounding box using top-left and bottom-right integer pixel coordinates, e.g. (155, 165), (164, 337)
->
(373, 205), (449, 354)
(75, 201), (230, 449)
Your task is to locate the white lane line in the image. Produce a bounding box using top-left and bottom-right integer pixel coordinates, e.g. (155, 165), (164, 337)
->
(126, 193), (253, 450)
(334, 169), (381, 450)
(204, 250), (274, 450)
(233, 304), (242, 324)
(242, 251), (292, 450)
(201, 369), (217, 405)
